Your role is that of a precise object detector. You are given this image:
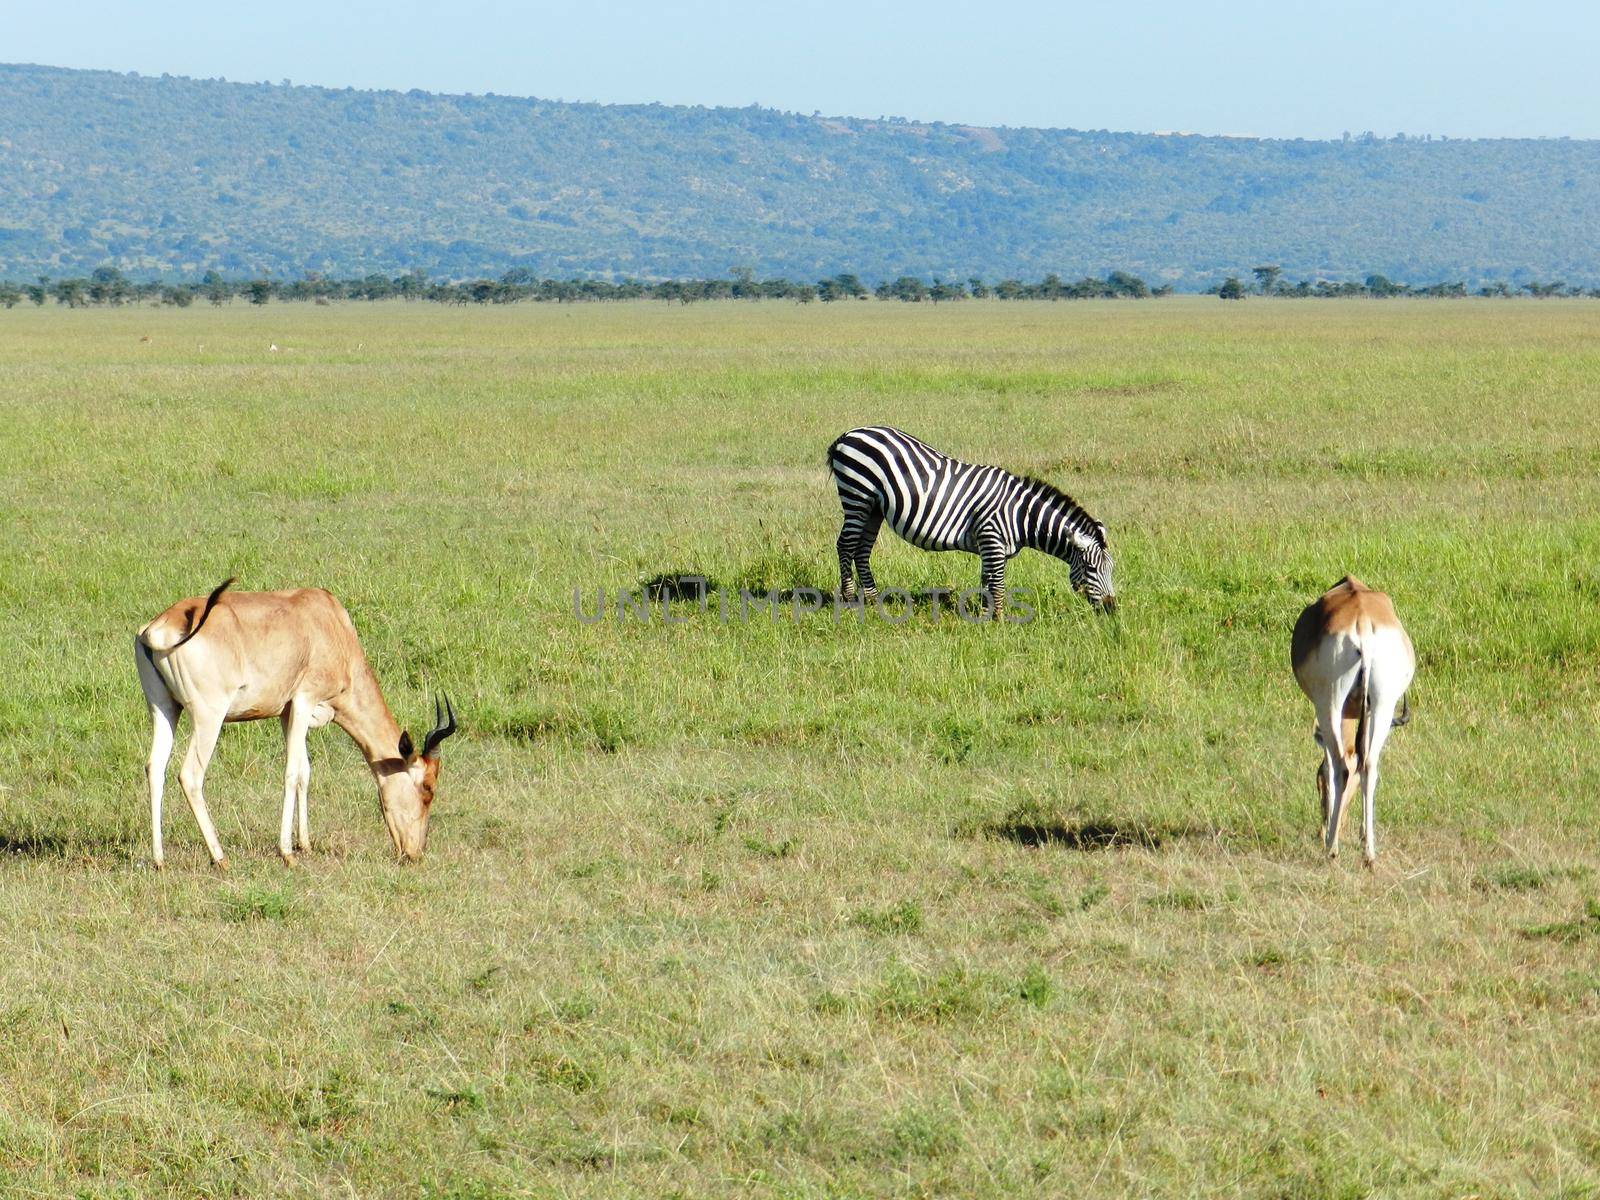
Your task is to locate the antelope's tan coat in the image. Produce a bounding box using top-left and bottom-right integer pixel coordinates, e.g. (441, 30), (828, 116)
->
(1291, 576), (1415, 865)
(135, 583), (452, 868)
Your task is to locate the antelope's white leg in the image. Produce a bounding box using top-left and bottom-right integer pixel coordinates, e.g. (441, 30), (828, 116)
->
(280, 702), (312, 864)
(296, 760), (311, 853)
(178, 706), (229, 869)
(1313, 685), (1355, 857)
(147, 705), (178, 869)
(1359, 693), (1403, 867)
(1314, 734), (1335, 840)
(136, 642), (181, 869)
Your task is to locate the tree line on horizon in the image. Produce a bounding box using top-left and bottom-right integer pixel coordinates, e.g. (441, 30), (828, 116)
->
(1209, 264), (1594, 299)
(0, 266), (1593, 309)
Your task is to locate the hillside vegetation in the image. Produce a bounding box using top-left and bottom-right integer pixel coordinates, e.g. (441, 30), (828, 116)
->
(3, 62), (1599, 288)
(0, 299), (1597, 1195)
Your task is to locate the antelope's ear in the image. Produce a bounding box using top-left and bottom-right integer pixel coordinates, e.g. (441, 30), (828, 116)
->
(397, 730), (415, 759)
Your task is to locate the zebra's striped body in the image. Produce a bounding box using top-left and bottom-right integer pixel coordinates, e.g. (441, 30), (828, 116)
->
(828, 426), (1115, 617)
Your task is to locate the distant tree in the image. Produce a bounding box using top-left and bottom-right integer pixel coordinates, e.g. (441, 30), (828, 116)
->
(815, 273), (864, 302)
(396, 267), (428, 299)
(1106, 270), (1150, 298)
(1364, 274), (1405, 297)
(968, 277), (990, 299)
(202, 270), (229, 306)
(834, 273), (867, 299)
(1251, 265), (1281, 294)
(728, 266), (757, 299)
(885, 276), (928, 302)
(1217, 276), (1247, 300)
(246, 279), (272, 305)
(928, 279), (966, 302)
(0, 283), (21, 308)
(53, 279), (87, 308)
(89, 266), (131, 305)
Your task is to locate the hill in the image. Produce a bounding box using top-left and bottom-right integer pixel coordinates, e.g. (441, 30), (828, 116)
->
(2, 62), (1598, 288)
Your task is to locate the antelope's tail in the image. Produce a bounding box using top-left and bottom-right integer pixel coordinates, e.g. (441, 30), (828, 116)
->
(1355, 649), (1374, 780)
(171, 577), (234, 649)
(1391, 691), (1412, 728)
(141, 577), (234, 653)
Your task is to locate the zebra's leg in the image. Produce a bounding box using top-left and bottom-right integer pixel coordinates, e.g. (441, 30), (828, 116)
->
(853, 508), (884, 602)
(836, 498), (878, 601)
(836, 524), (858, 600)
(978, 535), (1008, 622)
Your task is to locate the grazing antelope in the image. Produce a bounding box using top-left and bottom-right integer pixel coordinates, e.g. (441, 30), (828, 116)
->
(134, 580), (457, 869)
(1290, 576), (1414, 865)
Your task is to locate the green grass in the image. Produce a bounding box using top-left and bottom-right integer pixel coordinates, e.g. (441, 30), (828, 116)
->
(1, 298), (1598, 1196)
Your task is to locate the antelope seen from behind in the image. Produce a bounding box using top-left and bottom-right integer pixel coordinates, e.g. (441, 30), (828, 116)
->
(135, 579), (457, 868)
(1291, 576), (1414, 866)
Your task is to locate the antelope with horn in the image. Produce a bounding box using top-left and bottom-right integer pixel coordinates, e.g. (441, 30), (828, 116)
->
(1290, 576), (1414, 866)
(134, 579), (457, 868)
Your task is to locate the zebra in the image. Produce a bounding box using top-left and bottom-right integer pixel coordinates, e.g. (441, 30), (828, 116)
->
(828, 426), (1115, 618)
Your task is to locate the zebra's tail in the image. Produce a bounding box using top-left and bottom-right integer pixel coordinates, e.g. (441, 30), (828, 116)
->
(826, 432), (848, 472)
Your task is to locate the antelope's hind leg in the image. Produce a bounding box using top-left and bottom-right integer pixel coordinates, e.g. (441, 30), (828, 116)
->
(135, 640), (180, 869)
(177, 705), (229, 870)
(1313, 731), (1333, 842)
(280, 701), (313, 864)
(1314, 677), (1359, 859)
(1359, 692), (1405, 868)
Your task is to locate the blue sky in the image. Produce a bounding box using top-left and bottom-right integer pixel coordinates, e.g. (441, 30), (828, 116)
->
(6, 0), (1596, 138)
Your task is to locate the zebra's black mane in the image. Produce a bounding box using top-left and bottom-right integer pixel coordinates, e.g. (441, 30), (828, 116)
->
(1017, 475), (1105, 545)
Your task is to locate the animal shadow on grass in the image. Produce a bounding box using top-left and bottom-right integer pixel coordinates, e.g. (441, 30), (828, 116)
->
(979, 806), (1208, 852)
(641, 572), (716, 602)
(0, 832), (132, 870)
(0, 830), (126, 859)
(640, 571), (833, 607)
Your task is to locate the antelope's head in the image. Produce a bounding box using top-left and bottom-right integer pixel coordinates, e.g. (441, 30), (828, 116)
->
(380, 695), (457, 861)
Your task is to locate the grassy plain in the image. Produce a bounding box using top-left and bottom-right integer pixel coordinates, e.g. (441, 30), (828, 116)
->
(0, 297), (1598, 1198)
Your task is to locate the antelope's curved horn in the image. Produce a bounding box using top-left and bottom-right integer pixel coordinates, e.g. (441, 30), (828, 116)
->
(422, 693), (457, 760)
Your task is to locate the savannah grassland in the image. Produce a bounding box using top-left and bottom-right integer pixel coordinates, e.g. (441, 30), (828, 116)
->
(0, 296), (1597, 1199)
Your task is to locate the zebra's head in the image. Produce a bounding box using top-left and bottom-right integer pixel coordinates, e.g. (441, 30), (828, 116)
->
(1067, 521), (1115, 612)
